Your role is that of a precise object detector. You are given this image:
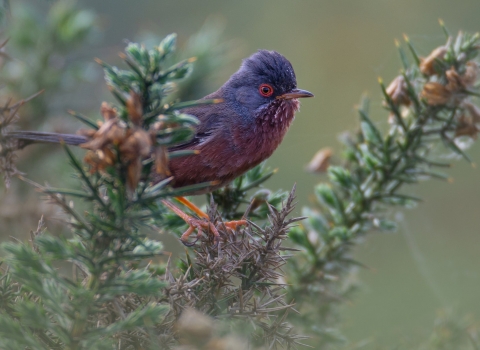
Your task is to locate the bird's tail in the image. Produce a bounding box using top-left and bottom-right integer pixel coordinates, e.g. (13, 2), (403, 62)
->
(5, 131), (88, 148)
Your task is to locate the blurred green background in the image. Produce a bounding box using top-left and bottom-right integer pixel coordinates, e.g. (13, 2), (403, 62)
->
(4, 0), (480, 347)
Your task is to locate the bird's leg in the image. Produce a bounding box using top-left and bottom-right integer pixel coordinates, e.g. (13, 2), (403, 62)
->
(174, 196), (209, 219)
(161, 196), (248, 246)
(174, 197), (247, 230)
(224, 220), (248, 230)
(161, 199), (220, 245)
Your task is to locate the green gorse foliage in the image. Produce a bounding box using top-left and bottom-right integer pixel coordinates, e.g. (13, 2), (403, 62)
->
(1, 5), (480, 348)
(286, 28), (480, 347)
(0, 33), (222, 349)
(0, 25), (307, 348)
(0, 0), (98, 126)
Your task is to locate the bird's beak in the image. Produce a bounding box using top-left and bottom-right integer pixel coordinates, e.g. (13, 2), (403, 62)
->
(277, 88), (314, 100)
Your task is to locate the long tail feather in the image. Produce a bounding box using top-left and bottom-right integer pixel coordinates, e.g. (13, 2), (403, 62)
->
(7, 131), (88, 147)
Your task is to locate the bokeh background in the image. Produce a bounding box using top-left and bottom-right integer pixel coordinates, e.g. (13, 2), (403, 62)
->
(3, 0), (480, 347)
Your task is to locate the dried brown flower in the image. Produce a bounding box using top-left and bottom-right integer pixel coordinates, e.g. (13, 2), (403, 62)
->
(453, 101), (480, 139)
(154, 146), (171, 176)
(81, 120), (125, 151)
(455, 114), (478, 139)
(119, 129), (152, 160)
(77, 128), (96, 138)
(448, 64), (477, 90)
(421, 82), (452, 106)
(126, 158), (143, 191)
(83, 150), (103, 173)
(80, 116), (126, 173)
(306, 147), (333, 173)
(461, 61), (478, 88)
(126, 90), (143, 126)
(83, 148), (116, 174)
(464, 101), (480, 123)
(420, 44), (449, 76)
(445, 67), (465, 92)
(100, 101), (118, 121)
(120, 129), (152, 190)
(80, 102), (155, 190)
(386, 75), (410, 106)
(422, 63), (478, 107)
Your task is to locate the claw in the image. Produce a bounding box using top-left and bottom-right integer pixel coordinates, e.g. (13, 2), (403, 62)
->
(180, 226), (196, 246)
(181, 236), (199, 247)
(161, 198), (248, 247)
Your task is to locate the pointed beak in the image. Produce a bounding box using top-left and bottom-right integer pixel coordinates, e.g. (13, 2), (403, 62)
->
(277, 88), (314, 100)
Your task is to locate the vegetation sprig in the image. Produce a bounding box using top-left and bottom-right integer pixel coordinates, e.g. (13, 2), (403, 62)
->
(286, 28), (480, 346)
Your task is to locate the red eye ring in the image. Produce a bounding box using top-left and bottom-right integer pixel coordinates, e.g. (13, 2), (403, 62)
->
(259, 83), (274, 97)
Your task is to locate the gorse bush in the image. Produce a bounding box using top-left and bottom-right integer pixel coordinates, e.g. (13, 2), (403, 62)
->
(0, 29), (308, 349)
(0, 0), (100, 254)
(286, 27), (480, 346)
(1, 3), (480, 348)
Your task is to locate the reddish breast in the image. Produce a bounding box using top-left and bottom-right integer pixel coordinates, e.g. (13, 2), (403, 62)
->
(168, 99), (299, 194)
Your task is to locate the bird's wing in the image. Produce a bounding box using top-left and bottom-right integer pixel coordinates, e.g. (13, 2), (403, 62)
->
(167, 128), (213, 151)
(168, 96), (224, 152)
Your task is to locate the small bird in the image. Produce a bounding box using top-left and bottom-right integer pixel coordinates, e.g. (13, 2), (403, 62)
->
(8, 50), (313, 243)
(166, 50), (313, 193)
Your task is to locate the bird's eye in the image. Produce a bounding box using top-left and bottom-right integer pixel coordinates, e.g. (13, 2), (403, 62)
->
(259, 84), (274, 97)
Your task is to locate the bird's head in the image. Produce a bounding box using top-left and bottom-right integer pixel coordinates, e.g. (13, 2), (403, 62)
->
(222, 50), (313, 122)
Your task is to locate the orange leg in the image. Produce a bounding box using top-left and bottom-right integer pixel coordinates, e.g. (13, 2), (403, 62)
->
(162, 197), (248, 246)
(174, 196), (208, 219)
(224, 220), (248, 230)
(161, 199), (220, 244)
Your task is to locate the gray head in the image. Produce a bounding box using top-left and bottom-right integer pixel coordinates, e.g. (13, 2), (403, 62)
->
(221, 50), (313, 117)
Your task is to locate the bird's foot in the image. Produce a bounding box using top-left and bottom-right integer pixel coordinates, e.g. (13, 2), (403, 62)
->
(161, 199), (247, 246)
(179, 216), (220, 246)
(180, 217), (248, 246)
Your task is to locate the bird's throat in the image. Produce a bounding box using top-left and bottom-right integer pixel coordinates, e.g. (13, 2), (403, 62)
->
(256, 99), (298, 138)
(246, 98), (299, 164)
